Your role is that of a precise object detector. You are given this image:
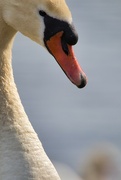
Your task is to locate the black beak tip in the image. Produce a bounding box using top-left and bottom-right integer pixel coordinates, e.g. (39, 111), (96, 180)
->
(77, 74), (87, 89)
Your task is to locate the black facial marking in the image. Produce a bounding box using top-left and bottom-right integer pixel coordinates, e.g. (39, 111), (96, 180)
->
(39, 10), (47, 17)
(39, 11), (78, 50)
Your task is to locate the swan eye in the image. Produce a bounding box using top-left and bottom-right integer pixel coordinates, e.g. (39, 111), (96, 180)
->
(39, 10), (47, 17)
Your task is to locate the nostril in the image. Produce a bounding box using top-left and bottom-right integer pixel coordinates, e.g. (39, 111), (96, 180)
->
(61, 35), (69, 55)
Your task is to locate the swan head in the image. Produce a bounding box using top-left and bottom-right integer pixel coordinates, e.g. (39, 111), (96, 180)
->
(2, 0), (87, 88)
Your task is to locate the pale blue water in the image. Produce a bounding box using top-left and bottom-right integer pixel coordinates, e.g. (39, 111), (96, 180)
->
(13, 0), (121, 171)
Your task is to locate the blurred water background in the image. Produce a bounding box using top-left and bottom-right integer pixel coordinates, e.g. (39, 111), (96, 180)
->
(12, 0), (121, 175)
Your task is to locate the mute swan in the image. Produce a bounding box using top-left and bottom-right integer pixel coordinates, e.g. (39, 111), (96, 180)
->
(0, 0), (87, 179)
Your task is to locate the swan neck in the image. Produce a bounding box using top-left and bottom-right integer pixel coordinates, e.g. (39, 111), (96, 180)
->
(0, 17), (16, 48)
(0, 20), (16, 77)
(0, 15), (61, 180)
(0, 20), (22, 124)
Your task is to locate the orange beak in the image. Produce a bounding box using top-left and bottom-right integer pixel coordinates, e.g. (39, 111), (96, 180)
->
(46, 31), (87, 88)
